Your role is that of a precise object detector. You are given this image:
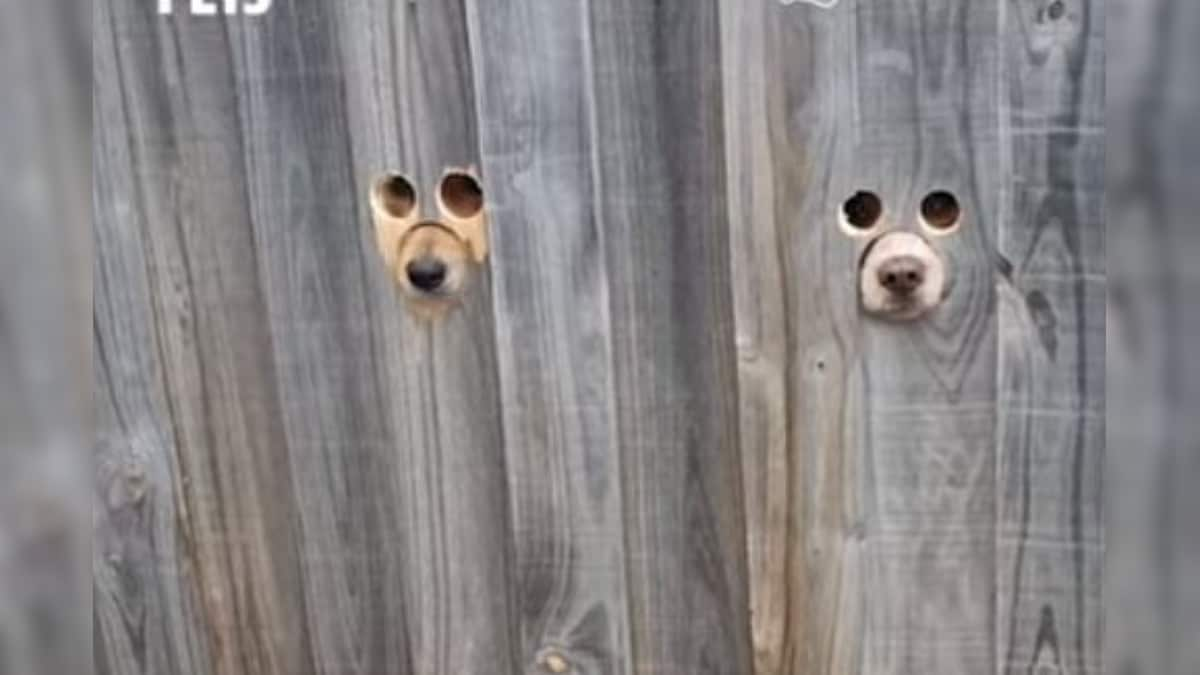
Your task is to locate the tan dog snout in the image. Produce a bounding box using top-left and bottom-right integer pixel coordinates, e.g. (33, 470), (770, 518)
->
(396, 223), (472, 298)
(369, 170), (487, 315)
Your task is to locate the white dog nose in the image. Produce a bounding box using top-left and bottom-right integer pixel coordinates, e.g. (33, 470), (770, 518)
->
(877, 256), (926, 295)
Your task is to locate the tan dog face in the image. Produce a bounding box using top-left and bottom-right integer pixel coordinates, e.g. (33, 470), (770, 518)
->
(369, 170), (487, 316)
(843, 190), (959, 322)
(858, 231), (947, 321)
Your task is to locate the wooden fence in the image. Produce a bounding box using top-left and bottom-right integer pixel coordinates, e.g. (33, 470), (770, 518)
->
(94, 0), (1103, 673)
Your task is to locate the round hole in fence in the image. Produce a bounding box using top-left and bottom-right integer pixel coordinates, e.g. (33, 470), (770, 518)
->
(919, 190), (961, 232)
(841, 191), (883, 232)
(373, 173), (417, 219)
(438, 172), (484, 220)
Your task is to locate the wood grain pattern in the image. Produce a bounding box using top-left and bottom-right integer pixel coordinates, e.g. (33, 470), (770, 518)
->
(95, 1), (515, 674)
(853, 2), (1004, 672)
(723, 0), (1008, 672)
(587, 2), (754, 673)
(93, 2), (1107, 674)
(94, 4), (310, 674)
(93, 12), (216, 669)
(996, 0), (1104, 673)
(333, 1), (519, 671)
(463, 2), (633, 673)
(230, 1), (515, 673)
(720, 1), (866, 671)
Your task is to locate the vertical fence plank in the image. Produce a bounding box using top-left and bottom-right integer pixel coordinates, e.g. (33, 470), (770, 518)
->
(718, 3), (788, 671)
(464, 2), (633, 674)
(587, 2), (754, 673)
(92, 4), (315, 675)
(996, 0), (1105, 672)
(850, 1), (1004, 672)
(719, 1), (867, 671)
(224, 0), (515, 672)
(93, 5), (217, 674)
(723, 0), (1004, 671)
(332, 2), (518, 673)
(94, 1), (517, 673)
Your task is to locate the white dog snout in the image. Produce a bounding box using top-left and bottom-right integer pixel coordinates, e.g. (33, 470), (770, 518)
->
(859, 231), (947, 321)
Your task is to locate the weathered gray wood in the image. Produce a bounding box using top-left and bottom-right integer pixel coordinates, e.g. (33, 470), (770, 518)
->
(94, 1), (516, 674)
(1107, 0), (1199, 673)
(586, 2), (754, 673)
(93, 5), (318, 674)
(92, 2), (1109, 674)
(718, 3), (785, 670)
(331, 1), (517, 672)
(466, 2), (754, 672)
(851, 2), (1004, 672)
(719, 1), (864, 671)
(93, 21), (215, 675)
(723, 0), (1009, 672)
(463, 3), (633, 673)
(995, 0), (1104, 673)
(226, 0), (516, 672)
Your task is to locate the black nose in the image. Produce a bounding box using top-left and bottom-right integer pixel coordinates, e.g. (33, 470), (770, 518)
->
(406, 257), (448, 291)
(877, 256), (926, 295)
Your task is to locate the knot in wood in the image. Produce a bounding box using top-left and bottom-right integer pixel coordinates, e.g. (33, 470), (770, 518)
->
(538, 649), (571, 673)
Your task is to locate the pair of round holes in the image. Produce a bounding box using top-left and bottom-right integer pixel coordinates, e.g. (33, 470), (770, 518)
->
(842, 190), (961, 234)
(376, 172), (484, 221)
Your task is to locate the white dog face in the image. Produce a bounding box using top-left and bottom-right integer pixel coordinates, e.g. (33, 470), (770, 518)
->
(840, 189), (960, 322)
(858, 231), (947, 321)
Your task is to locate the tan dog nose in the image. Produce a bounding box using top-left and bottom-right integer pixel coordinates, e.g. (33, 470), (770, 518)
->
(877, 255), (926, 295)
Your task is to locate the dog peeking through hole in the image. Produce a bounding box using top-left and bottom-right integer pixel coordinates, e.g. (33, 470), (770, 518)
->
(396, 222), (473, 299)
(843, 190), (960, 321)
(369, 170), (487, 317)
